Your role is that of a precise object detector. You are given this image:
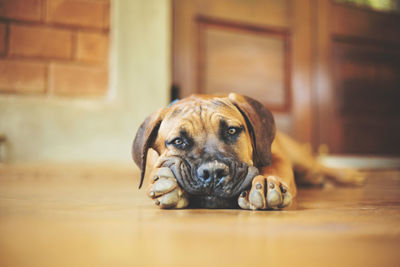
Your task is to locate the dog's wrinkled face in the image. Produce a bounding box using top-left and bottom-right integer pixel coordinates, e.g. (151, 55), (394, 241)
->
(133, 93), (276, 208)
(152, 97), (259, 208)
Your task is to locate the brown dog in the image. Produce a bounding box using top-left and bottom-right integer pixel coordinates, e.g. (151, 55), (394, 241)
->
(132, 93), (364, 209)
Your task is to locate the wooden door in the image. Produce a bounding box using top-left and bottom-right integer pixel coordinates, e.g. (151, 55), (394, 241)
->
(315, 0), (400, 155)
(172, 0), (314, 143)
(172, 0), (400, 155)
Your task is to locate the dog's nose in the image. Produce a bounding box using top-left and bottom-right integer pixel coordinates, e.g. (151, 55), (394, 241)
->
(196, 161), (229, 186)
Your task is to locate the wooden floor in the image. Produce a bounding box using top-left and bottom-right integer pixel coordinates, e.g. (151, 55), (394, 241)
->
(0, 164), (399, 267)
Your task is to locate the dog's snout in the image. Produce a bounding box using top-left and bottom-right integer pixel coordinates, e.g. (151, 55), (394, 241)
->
(196, 161), (229, 185)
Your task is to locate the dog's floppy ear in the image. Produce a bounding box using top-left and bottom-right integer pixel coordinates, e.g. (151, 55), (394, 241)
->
(132, 109), (164, 189)
(228, 93), (276, 167)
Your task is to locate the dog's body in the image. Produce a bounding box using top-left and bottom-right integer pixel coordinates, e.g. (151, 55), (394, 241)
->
(132, 93), (364, 209)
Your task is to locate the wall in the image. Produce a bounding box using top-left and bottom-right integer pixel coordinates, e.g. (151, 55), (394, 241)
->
(0, 0), (110, 96)
(0, 0), (171, 163)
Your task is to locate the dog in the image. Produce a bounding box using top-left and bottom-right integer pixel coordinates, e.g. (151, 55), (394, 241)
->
(132, 93), (364, 209)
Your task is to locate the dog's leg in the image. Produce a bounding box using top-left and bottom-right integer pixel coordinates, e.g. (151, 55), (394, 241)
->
(277, 132), (366, 186)
(146, 167), (189, 209)
(238, 135), (296, 210)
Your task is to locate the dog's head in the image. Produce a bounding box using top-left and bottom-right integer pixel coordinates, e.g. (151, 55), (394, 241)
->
(132, 93), (276, 208)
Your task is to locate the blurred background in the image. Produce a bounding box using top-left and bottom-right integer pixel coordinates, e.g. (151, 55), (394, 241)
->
(1, 1), (400, 266)
(0, 0), (399, 164)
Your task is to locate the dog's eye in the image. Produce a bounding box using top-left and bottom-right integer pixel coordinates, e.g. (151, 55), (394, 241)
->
(169, 137), (189, 149)
(219, 120), (243, 144)
(166, 131), (194, 150)
(228, 127), (237, 135)
(173, 138), (183, 145)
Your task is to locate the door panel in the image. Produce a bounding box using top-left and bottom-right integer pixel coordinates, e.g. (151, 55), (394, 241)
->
(316, 0), (400, 155)
(332, 40), (400, 154)
(333, 4), (400, 43)
(198, 18), (290, 111)
(173, 0), (311, 136)
(173, 0), (400, 155)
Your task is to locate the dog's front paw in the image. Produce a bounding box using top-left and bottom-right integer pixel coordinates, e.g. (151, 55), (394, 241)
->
(146, 167), (189, 209)
(238, 175), (292, 210)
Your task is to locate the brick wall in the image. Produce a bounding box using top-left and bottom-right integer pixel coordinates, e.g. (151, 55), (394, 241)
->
(0, 0), (110, 97)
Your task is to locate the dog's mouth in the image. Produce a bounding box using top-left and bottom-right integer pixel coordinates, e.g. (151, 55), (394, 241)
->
(158, 156), (259, 208)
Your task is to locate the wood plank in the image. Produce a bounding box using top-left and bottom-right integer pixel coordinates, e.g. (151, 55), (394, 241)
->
(197, 17), (291, 111)
(0, 164), (400, 266)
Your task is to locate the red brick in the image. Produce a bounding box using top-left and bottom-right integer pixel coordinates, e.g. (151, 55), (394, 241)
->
(0, 60), (46, 93)
(47, 0), (108, 29)
(76, 31), (108, 64)
(49, 63), (108, 96)
(0, 0), (42, 22)
(9, 24), (72, 59)
(0, 23), (6, 55)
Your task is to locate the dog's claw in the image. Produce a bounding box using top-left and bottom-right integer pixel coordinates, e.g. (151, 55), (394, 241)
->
(280, 185), (287, 193)
(269, 182), (275, 189)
